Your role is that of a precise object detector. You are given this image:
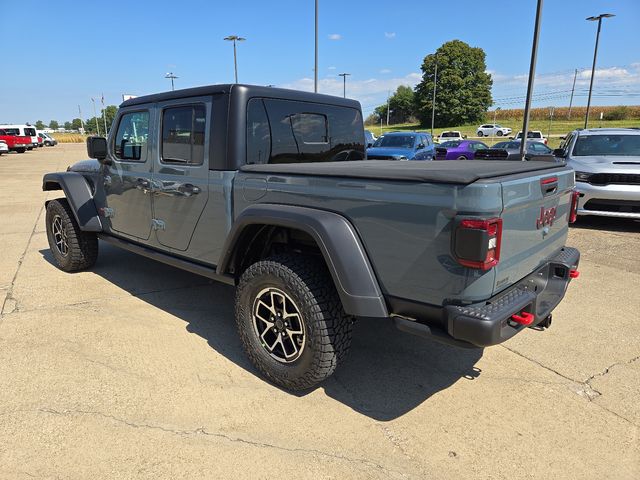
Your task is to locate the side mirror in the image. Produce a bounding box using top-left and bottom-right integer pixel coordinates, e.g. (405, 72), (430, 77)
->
(509, 136), (514, 140)
(367, 142), (373, 148)
(87, 136), (108, 162)
(463, 135), (468, 139)
(416, 143), (424, 149)
(553, 148), (565, 157)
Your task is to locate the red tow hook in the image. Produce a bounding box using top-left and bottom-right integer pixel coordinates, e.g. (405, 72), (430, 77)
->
(569, 269), (580, 279)
(511, 311), (535, 326)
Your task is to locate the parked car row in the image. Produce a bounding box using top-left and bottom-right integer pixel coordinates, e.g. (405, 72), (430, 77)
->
(0, 124), (57, 154)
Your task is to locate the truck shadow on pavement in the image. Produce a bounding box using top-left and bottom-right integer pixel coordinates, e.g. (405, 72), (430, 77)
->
(40, 243), (484, 421)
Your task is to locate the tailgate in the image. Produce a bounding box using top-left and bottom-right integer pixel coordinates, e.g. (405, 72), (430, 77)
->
(492, 167), (574, 295)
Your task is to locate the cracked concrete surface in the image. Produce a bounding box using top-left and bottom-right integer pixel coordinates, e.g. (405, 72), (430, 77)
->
(0, 145), (638, 479)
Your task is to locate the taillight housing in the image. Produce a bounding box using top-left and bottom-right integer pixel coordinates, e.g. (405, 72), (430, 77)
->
(453, 218), (503, 270)
(569, 190), (579, 223)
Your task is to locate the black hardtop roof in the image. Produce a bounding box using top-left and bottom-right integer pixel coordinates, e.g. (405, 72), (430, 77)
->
(120, 84), (362, 109)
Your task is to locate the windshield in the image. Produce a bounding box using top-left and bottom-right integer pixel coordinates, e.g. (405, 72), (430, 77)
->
(373, 135), (416, 148)
(516, 132), (542, 139)
(441, 132), (459, 138)
(572, 134), (640, 156)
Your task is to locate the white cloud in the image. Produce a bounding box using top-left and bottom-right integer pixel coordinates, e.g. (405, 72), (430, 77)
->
(379, 69), (392, 74)
(328, 66), (336, 70)
(328, 33), (342, 40)
(384, 32), (396, 39)
(279, 72), (422, 113)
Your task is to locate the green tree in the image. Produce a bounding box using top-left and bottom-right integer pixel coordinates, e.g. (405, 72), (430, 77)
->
(374, 85), (416, 124)
(64, 121), (72, 130)
(49, 120), (59, 130)
(414, 40), (492, 127)
(35, 120), (45, 130)
(71, 118), (83, 131)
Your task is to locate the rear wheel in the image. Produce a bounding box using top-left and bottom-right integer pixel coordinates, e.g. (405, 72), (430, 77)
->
(235, 254), (353, 390)
(457, 155), (468, 160)
(16, 148), (26, 153)
(45, 198), (98, 272)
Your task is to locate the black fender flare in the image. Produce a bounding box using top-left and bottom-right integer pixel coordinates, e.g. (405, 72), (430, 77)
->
(42, 172), (102, 232)
(218, 204), (388, 318)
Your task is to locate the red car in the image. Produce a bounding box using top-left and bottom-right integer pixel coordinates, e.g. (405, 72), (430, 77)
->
(0, 129), (31, 153)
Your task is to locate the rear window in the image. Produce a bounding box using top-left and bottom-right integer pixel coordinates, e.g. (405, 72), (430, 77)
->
(572, 134), (640, 156)
(373, 135), (416, 148)
(246, 98), (364, 164)
(441, 132), (459, 138)
(161, 105), (207, 165)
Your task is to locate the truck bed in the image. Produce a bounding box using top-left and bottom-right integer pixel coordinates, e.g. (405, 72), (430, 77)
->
(241, 160), (568, 185)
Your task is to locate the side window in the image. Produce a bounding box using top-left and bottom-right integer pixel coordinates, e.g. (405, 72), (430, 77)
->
(559, 133), (573, 155)
(162, 105), (206, 165)
(246, 99), (271, 164)
(291, 113), (328, 143)
(114, 111), (150, 162)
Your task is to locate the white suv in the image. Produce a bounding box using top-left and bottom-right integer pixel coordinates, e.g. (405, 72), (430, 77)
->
(438, 131), (464, 143)
(477, 124), (511, 137)
(514, 130), (547, 145)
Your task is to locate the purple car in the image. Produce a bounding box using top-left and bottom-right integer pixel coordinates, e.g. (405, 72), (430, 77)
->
(435, 140), (489, 160)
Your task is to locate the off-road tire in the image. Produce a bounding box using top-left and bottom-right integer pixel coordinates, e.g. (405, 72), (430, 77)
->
(45, 198), (98, 272)
(235, 254), (353, 390)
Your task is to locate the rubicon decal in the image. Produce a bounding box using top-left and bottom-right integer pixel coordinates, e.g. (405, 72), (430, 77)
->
(536, 206), (557, 229)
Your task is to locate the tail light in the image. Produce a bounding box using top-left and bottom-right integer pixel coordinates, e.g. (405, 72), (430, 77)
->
(453, 218), (503, 270)
(569, 190), (579, 223)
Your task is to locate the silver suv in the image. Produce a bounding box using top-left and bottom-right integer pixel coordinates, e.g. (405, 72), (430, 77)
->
(555, 128), (640, 219)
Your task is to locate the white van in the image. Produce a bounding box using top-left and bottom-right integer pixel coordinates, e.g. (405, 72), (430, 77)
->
(0, 124), (38, 149)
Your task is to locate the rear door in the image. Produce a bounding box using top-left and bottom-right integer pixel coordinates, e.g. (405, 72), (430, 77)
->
(151, 98), (210, 252)
(492, 168), (574, 294)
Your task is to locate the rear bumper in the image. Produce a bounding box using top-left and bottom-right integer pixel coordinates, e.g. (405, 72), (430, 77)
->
(394, 246), (580, 348)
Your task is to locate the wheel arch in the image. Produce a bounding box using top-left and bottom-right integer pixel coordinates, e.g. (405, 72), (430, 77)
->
(42, 172), (102, 232)
(218, 204), (388, 318)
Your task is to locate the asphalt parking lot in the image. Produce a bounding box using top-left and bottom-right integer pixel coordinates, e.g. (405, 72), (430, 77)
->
(0, 144), (638, 479)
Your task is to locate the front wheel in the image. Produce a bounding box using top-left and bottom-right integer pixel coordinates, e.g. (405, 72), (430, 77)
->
(496, 130), (503, 137)
(235, 254), (353, 390)
(477, 131), (483, 137)
(45, 198), (98, 272)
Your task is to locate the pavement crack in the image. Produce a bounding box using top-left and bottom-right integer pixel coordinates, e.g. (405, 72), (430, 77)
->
(37, 407), (409, 478)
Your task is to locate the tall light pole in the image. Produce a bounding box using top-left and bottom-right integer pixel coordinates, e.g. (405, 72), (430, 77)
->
(224, 35), (246, 84)
(386, 90), (391, 126)
(314, 0), (318, 93)
(567, 68), (578, 120)
(338, 73), (350, 98)
(585, 14), (615, 129)
(492, 107), (501, 142)
(91, 97), (101, 136)
(165, 72), (178, 91)
(519, 0), (543, 160)
(431, 56), (438, 137)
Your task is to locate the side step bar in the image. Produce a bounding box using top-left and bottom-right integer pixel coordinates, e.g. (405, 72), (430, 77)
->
(97, 234), (236, 286)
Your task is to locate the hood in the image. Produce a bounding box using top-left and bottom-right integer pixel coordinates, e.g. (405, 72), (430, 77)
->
(568, 155), (640, 172)
(366, 146), (414, 158)
(67, 159), (101, 173)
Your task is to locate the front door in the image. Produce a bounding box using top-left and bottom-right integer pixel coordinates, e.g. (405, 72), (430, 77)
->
(103, 109), (154, 240)
(151, 99), (210, 252)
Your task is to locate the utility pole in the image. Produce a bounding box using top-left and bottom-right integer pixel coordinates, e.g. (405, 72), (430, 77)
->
(91, 98), (101, 136)
(519, 0), (543, 160)
(101, 93), (108, 137)
(567, 69), (578, 120)
(165, 72), (178, 91)
(78, 105), (85, 133)
(386, 90), (390, 126)
(547, 106), (555, 139)
(492, 107), (501, 142)
(224, 36), (246, 83)
(431, 56), (438, 137)
(338, 73), (350, 98)
(314, 0), (318, 93)
(585, 14), (615, 128)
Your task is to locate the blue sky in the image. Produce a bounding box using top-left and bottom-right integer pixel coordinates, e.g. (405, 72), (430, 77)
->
(1, 0), (638, 124)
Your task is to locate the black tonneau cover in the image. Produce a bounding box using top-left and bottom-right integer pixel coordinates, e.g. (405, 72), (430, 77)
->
(241, 160), (568, 185)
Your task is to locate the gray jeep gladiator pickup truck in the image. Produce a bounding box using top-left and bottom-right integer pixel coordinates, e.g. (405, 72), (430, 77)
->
(43, 84), (580, 390)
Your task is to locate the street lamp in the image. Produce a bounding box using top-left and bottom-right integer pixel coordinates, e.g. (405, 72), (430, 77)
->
(338, 73), (350, 98)
(584, 13), (615, 129)
(223, 35), (246, 84)
(165, 72), (178, 91)
(314, 0), (318, 93)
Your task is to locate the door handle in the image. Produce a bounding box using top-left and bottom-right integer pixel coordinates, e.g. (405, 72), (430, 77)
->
(178, 183), (201, 195)
(135, 177), (152, 193)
